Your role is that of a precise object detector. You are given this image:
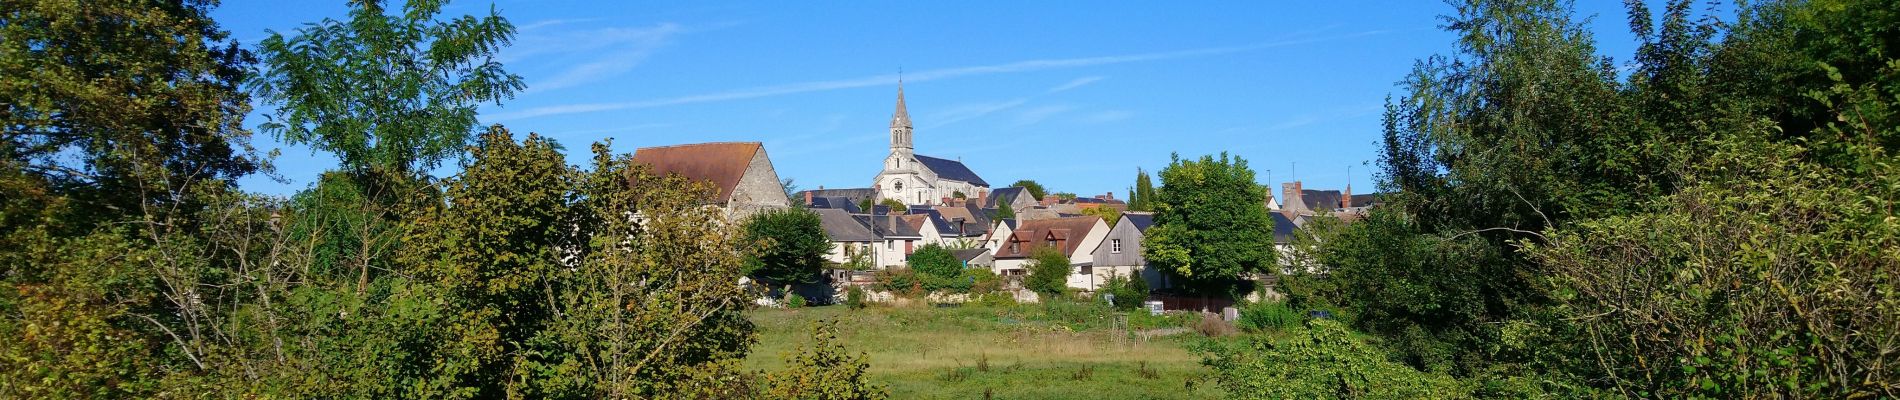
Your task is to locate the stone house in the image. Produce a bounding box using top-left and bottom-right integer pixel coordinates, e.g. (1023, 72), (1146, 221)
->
(631, 142), (788, 219)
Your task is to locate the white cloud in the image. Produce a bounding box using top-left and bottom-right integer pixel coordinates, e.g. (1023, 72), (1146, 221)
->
(922, 98), (1030, 128)
(1046, 76), (1106, 94)
(489, 31), (1387, 121)
(517, 23), (684, 92)
(1014, 104), (1075, 125)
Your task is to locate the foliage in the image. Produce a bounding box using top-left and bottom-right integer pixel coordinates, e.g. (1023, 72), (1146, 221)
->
(1077, 205), (1121, 226)
(1023, 247), (1071, 295)
(0, 0), (257, 221)
(762, 321), (889, 399)
(1191, 314), (1238, 338)
(872, 267), (923, 298)
(1009, 180), (1047, 200)
(1144, 152), (1274, 295)
(1052, 192), (1077, 201)
(1127, 168), (1157, 212)
(1236, 301), (1302, 333)
(845, 287), (867, 310)
(1099, 273), (1148, 311)
(742, 208), (831, 285)
(251, 0), (524, 175)
(906, 243), (962, 281)
(878, 198), (907, 213)
(995, 199), (1016, 220)
(1201, 320), (1470, 399)
(784, 290), (808, 308)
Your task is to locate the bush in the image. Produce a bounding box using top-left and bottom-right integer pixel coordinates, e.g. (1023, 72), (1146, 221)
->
(1024, 247), (1071, 295)
(907, 244), (961, 280)
(784, 289), (808, 308)
(763, 321), (889, 399)
(872, 267), (922, 297)
(1200, 319), (1469, 398)
(1099, 272), (1148, 311)
(970, 292), (1018, 308)
(1192, 314), (1239, 337)
(845, 286), (867, 310)
(1236, 301), (1302, 332)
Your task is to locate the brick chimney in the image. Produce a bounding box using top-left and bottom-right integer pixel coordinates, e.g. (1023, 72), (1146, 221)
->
(1041, 195), (1059, 206)
(1342, 184), (1353, 209)
(803, 190), (813, 206)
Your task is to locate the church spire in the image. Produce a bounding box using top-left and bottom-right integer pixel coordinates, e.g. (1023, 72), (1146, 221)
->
(891, 80), (911, 129)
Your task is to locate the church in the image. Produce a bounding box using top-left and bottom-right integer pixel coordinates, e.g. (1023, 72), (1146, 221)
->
(872, 84), (990, 205)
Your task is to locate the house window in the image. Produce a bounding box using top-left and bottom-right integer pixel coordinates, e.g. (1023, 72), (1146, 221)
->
(1009, 241), (1020, 254)
(1079, 266), (1092, 275)
(1111, 239), (1122, 254)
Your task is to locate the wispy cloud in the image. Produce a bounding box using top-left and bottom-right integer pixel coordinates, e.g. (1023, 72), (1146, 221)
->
(1046, 76), (1106, 94)
(1015, 104), (1075, 125)
(516, 23), (685, 92)
(489, 31), (1387, 121)
(517, 18), (600, 32)
(1078, 110), (1134, 124)
(923, 98), (1030, 128)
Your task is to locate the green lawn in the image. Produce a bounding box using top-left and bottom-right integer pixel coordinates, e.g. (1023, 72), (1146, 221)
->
(744, 303), (1227, 399)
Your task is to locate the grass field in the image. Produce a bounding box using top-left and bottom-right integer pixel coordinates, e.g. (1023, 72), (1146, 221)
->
(744, 302), (1228, 399)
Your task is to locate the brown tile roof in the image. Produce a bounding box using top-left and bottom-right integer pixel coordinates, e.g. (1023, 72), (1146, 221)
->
(632, 142), (761, 203)
(997, 216), (1102, 259)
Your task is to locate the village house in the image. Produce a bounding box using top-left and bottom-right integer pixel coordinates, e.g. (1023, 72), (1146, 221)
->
(1093, 212), (1167, 290)
(813, 208), (881, 268)
(990, 216), (1110, 290)
(631, 142), (789, 219)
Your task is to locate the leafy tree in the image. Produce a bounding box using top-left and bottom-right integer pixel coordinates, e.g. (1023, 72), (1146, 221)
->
(1143, 153), (1273, 295)
(857, 197), (874, 213)
(1, 0), (257, 221)
(251, 0), (524, 176)
(1024, 247), (1070, 295)
(906, 243), (961, 281)
(1052, 192), (1077, 201)
(763, 321), (889, 399)
(1077, 206), (1121, 226)
(995, 200), (1016, 220)
(1100, 273), (1148, 311)
(877, 198), (906, 213)
(1009, 179), (1047, 200)
(742, 208), (830, 285)
(1127, 168), (1157, 212)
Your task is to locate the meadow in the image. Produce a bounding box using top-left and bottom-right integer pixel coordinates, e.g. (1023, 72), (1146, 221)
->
(744, 302), (1229, 399)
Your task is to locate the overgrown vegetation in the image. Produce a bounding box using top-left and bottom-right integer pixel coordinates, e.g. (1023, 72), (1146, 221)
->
(1245, 0), (1900, 397)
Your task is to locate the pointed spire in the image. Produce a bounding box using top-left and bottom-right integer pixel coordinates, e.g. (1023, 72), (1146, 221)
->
(891, 79), (911, 129)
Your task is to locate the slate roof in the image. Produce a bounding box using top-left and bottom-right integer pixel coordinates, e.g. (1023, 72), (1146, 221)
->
(1349, 193), (1382, 208)
(632, 142), (762, 202)
(915, 154), (989, 187)
(808, 196), (863, 213)
(1270, 212), (1298, 244)
(1122, 213), (1155, 233)
(1301, 189), (1344, 212)
(985, 187), (1028, 208)
(997, 216), (1103, 259)
(950, 248), (991, 262)
(871, 214), (922, 238)
(935, 206), (986, 236)
(797, 188), (875, 206)
(813, 208), (880, 242)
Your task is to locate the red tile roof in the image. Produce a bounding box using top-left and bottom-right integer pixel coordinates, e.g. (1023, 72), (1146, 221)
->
(632, 142), (762, 203)
(997, 216), (1102, 259)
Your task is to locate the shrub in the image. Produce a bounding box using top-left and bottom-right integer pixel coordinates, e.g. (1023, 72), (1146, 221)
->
(872, 267), (922, 297)
(1236, 301), (1302, 332)
(907, 244), (961, 280)
(1024, 247), (1071, 295)
(1099, 272), (1148, 311)
(784, 289), (807, 308)
(971, 292), (1018, 308)
(763, 321), (889, 399)
(1200, 320), (1469, 398)
(1192, 314), (1238, 337)
(845, 286), (867, 310)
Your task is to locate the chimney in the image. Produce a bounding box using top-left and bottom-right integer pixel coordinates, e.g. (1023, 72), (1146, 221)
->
(803, 190), (813, 206)
(1342, 184), (1353, 209)
(1042, 195), (1059, 206)
(1104, 192), (1114, 200)
(1282, 181), (1305, 213)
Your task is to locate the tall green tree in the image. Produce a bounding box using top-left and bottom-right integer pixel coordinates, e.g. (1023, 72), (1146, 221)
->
(250, 0), (524, 176)
(1024, 247), (1071, 296)
(1009, 179), (1047, 200)
(906, 243), (961, 281)
(1, 0), (257, 220)
(742, 208), (830, 285)
(1143, 153), (1274, 295)
(1127, 168), (1156, 212)
(995, 199), (1016, 220)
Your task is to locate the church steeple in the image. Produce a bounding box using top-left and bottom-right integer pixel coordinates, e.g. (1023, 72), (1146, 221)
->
(891, 82), (911, 129)
(889, 81), (913, 150)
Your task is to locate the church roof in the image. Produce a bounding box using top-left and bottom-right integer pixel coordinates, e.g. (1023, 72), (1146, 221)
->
(915, 155), (989, 187)
(891, 83), (911, 128)
(631, 142), (762, 203)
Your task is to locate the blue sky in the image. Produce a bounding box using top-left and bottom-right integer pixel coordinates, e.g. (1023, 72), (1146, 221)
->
(215, 1), (1648, 198)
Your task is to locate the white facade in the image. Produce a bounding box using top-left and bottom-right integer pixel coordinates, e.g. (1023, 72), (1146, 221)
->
(871, 84), (987, 205)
